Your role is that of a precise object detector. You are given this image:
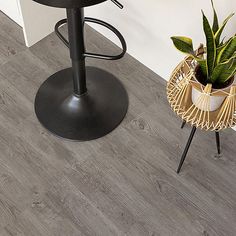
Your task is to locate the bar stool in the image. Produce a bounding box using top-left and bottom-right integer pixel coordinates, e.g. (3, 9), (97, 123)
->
(33, 0), (128, 141)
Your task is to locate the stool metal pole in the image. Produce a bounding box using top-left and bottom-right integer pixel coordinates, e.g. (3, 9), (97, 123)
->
(67, 8), (87, 96)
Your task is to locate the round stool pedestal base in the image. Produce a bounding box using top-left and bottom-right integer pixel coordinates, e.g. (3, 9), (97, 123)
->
(34, 67), (128, 141)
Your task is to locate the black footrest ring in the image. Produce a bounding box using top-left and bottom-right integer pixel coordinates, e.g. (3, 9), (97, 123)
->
(55, 19), (69, 48)
(84, 17), (127, 60)
(54, 17), (127, 60)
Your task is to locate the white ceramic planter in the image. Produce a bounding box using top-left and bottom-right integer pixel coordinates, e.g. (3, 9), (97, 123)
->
(191, 86), (227, 111)
(191, 76), (235, 112)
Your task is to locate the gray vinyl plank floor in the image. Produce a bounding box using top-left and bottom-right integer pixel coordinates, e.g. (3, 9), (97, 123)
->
(0, 11), (236, 236)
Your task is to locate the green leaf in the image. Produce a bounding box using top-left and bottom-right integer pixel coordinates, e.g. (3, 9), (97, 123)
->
(196, 58), (208, 78)
(211, 56), (236, 83)
(216, 43), (226, 55)
(216, 38), (232, 64)
(171, 36), (194, 54)
(202, 10), (216, 77)
(219, 36), (236, 62)
(216, 37), (232, 60)
(211, 0), (219, 34)
(218, 57), (236, 83)
(215, 13), (234, 46)
(219, 37), (226, 46)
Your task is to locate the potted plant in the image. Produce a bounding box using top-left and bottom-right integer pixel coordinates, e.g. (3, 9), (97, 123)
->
(171, 0), (236, 111)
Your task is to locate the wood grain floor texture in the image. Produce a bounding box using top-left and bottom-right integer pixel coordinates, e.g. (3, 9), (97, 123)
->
(0, 12), (236, 236)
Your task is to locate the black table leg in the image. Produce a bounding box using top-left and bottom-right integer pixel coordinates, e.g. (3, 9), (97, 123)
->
(177, 126), (197, 174)
(215, 131), (221, 155)
(181, 120), (186, 129)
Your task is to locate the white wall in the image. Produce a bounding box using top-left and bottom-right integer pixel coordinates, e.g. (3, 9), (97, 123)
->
(0, 0), (23, 26)
(1, 1), (235, 77)
(19, 0), (65, 47)
(87, 0), (236, 80)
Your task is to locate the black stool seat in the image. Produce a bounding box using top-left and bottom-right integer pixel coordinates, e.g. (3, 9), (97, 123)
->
(33, 0), (107, 8)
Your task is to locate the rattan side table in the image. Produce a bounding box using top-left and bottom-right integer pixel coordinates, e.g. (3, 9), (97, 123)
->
(167, 56), (236, 173)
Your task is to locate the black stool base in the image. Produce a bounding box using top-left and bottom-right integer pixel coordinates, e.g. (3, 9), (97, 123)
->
(35, 66), (128, 141)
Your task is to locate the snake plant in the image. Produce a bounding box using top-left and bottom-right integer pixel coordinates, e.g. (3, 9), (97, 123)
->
(171, 0), (236, 87)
